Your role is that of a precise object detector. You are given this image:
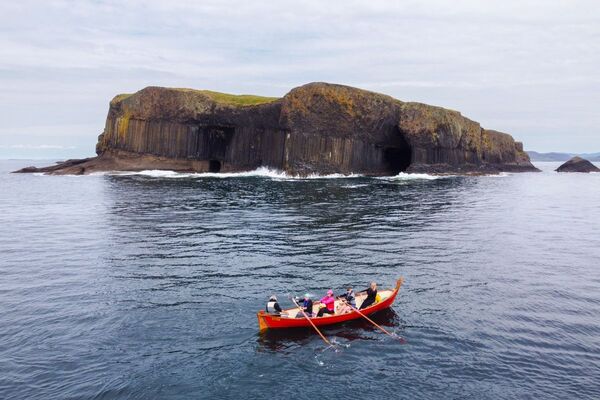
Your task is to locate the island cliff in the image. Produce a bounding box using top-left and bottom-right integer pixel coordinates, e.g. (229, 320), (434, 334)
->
(16, 82), (538, 175)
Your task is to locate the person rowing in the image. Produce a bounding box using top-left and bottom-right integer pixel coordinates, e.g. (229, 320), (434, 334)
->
(338, 286), (356, 308)
(295, 293), (314, 318)
(317, 289), (335, 317)
(336, 287), (356, 314)
(358, 281), (378, 310)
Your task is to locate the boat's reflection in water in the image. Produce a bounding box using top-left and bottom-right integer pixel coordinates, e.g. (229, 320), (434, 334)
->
(256, 308), (402, 352)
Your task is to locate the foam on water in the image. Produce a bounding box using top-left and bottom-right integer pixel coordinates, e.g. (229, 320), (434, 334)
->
(483, 172), (511, 178)
(36, 168), (511, 182)
(94, 167), (363, 180)
(342, 184), (369, 189)
(94, 168), (447, 181)
(378, 172), (445, 181)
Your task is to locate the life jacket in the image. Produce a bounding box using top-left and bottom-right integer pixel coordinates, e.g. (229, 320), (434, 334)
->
(266, 300), (279, 314)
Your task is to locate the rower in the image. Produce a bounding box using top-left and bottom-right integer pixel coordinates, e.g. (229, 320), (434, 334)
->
(266, 295), (282, 314)
(317, 289), (335, 317)
(358, 281), (378, 310)
(338, 287), (356, 308)
(337, 286), (356, 314)
(296, 293), (314, 318)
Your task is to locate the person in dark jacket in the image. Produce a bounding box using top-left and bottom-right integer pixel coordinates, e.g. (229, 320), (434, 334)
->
(266, 295), (282, 314)
(358, 282), (378, 310)
(296, 293), (314, 317)
(338, 287), (356, 309)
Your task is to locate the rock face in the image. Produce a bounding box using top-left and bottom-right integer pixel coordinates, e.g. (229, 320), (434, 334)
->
(555, 156), (600, 173)
(15, 82), (538, 175)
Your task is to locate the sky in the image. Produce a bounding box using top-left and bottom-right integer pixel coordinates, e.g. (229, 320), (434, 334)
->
(1, 0), (599, 158)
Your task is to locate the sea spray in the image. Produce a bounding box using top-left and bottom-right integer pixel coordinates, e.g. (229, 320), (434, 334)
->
(92, 167), (364, 180)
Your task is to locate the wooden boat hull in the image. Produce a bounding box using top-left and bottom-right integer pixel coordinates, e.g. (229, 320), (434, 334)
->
(257, 278), (403, 331)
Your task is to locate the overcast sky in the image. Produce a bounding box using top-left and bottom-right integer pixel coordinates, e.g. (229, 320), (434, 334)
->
(1, 0), (599, 158)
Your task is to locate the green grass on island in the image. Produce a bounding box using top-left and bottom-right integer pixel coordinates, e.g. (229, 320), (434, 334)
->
(198, 90), (279, 106)
(112, 89), (279, 107)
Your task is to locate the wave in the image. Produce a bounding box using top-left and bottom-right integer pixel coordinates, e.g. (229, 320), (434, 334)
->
(106, 168), (451, 181)
(94, 167), (363, 180)
(42, 167), (472, 180)
(46, 168), (458, 181)
(483, 172), (510, 178)
(377, 172), (446, 181)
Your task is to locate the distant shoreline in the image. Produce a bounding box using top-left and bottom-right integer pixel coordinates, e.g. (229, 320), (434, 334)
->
(527, 151), (600, 162)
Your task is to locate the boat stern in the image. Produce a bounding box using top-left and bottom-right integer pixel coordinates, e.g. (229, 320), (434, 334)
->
(257, 311), (269, 331)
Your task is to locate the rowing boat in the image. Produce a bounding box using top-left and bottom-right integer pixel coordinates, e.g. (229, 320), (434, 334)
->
(257, 278), (403, 331)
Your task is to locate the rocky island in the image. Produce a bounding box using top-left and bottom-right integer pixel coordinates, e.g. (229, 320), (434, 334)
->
(555, 156), (600, 173)
(16, 82), (538, 175)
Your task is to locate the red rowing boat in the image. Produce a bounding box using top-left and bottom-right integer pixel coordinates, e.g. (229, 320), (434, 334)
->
(257, 278), (403, 331)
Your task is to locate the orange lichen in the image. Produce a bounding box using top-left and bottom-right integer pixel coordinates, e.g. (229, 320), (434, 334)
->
(117, 110), (131, 140)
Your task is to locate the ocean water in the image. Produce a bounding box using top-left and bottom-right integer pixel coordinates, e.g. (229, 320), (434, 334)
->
(1, 160), (599, 399)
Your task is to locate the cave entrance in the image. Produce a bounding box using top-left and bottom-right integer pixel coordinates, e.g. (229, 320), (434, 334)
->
(208, 160), (221, 173)
(383, 145), (411, 174)
(382, 127), (412, 175)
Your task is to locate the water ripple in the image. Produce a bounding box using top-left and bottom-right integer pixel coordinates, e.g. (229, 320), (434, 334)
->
(1, 161), (599, 399)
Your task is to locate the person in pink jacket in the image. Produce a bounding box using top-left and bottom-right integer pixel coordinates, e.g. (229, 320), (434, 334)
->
(317, 289), (335, 317)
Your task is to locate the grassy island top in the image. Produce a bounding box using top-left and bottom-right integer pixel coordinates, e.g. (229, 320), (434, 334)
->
(196, 90), (280, 106)
(112, 88), (280, 107)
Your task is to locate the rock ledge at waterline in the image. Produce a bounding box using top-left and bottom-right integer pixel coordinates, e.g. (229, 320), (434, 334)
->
(15, 83), (538, 175)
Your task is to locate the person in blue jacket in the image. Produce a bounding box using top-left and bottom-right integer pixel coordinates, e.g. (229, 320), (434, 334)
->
(296, 293), (314, 317)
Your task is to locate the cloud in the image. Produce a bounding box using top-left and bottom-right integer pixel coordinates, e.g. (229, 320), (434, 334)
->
(0, 0), (599, 153)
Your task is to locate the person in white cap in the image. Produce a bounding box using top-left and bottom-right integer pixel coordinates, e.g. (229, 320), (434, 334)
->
(300, 293), (314, 317)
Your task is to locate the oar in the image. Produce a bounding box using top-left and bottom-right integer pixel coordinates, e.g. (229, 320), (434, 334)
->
(341, 299), (405, 342)
(290, 297), (334, 348)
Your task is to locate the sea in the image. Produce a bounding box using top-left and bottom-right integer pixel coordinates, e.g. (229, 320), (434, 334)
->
(1, 160), (599, 399)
